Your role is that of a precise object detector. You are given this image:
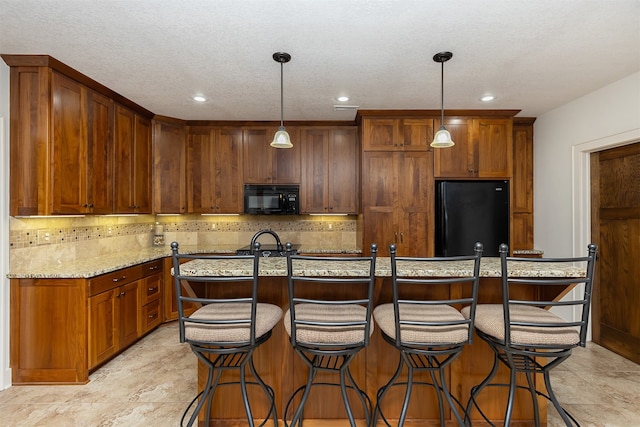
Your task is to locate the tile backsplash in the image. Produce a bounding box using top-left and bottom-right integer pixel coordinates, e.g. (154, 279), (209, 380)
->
(9, 214), (359, 271)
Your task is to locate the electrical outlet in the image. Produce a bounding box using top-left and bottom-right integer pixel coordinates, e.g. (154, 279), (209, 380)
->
(211, 223), (217, 230)
(328, 223), (333, 230)
(37, 229), (51, 245)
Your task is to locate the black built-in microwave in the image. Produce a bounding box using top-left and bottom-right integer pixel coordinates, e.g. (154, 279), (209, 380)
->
(243, 184), (299, 215)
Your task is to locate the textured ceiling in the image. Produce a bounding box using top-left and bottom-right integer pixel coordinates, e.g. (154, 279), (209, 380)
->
(1, 0), (639, 121)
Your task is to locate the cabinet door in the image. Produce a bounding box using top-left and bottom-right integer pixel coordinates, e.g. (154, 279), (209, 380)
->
(132, 115), (152, 213)
(86, 90), (114, 214)
(362, 152), (397, 256)
(328, 128), (359, 213)
(512, 122), (534, 213)
(153, 120), (187, 213)
(433, 118), (475, 178)
(114, 106), (136, 213)
(214, 128), (244, 212)
(396, 152), (433, 256)
(477, 118), (513, 177)
(399, 119), (433, 151)
(243, 127), (276, 183)
(512, 213), (534, 250)
(187, 127), (216, 213)
(114, 106), (151, 213)
(362, 118), (396, 151)
(301, 128), (329, 213)
(119, 281), (140, 348)
(51, 72), (87, 214)
(88, 289), (118, 369)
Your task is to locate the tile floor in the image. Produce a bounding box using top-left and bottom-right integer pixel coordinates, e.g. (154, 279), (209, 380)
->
(0, 322), (638, 426)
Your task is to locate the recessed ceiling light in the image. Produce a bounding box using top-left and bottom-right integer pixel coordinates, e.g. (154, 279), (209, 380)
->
(336, 96), (350, 102)
(193, 95), (207, 102)
(480, 95), (495, 102)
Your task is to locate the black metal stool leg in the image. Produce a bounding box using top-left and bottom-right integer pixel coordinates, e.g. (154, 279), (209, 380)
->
(526, 371), (540, 427)
(438, 366), (466, 426)
(429, 367), (445, 426)
(398, 363), (414, 426)
(374, 357), (404, 426)
(465, 353), (500, 425)
(248, 357), (278, 425)
(504, 366), (518, 426)
(290, 365), (316, 426)
(544, 370), (577, 426)
(345, 365), (371, 426)
(239, 363), (255, 427)
(339, 368), (358, 427)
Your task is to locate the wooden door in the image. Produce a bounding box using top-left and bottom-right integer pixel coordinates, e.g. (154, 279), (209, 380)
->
(433, 118), (474, 177)
(213, 128), (243, 212)
(153, 120), (187, 213)
(399, 118), (433, 151)
(362, 118), (396, 151)
(477, 118), (513, 177)
(132, 115), (152, 213)
(51, 72), (87, 214)
(396, 151), (433, 256)
(591, 142), (640, 363)
(86, 90), (114, 214)
(187, 127), (215, 213)
(243, 127), (276, 183)
(327, 128), (358, 213)
(362, 152), (397, 256)
(88, 289), (118, 369)
(119, 281), (140, 348)
(301, 128), (329, 212)
(114, 105), (135, 213)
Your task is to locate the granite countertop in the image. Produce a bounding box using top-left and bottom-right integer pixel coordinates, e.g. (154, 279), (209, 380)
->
(7, 244), (363, 279)
(177, 257), (586, 278)
(8, 244), (582, 280)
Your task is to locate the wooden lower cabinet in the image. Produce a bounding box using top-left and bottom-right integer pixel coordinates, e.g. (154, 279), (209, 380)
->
(88, 281), (139, 368)
(10, 259), (163, 384)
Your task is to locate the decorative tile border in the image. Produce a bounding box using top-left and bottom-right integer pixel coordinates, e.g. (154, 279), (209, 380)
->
(9, 215), (357, 249)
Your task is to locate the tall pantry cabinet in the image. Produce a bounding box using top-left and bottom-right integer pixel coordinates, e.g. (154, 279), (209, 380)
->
(360, 116), (435, 256)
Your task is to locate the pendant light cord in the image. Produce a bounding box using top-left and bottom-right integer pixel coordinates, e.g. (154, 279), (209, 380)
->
(440, 60), (445, 125)
(280, 62), (284, 128)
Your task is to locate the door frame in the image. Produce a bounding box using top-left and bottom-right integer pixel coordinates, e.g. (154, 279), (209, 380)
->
(572, 128), (640, 340)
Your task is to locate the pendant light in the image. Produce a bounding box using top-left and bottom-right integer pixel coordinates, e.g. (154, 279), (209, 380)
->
(271, 52), (293, 148)
(431, 51), (455, 148)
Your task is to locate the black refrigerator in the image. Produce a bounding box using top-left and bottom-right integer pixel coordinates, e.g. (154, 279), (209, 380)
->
(435, 180), (509, 257)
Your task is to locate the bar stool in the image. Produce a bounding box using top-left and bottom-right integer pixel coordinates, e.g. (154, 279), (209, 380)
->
(464, 243), (598, 426)
(373, 242), (483, 426)
(283, 243), (378, 427)
(171, 242), (282, 427)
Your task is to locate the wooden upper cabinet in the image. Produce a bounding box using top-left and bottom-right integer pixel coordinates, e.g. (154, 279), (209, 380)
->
(187, 127), (243, 214)
(50, 73), (114, 214)
(512, 120), (534, 213)
(114, 105), (152, 213)
(153, 119), (187, 214)
(301, 127), (358, 214)
(512, 118), (535, 250)
(243, 127), (301, 183)
(433, 117), (513, 178)
(362, 118), (434, 151)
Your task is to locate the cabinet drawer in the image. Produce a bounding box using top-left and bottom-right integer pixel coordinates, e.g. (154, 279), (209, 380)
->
(141, 259), (163, 278)
(89, 265), (142, 297)
(141, 299), (162, 334)
(140, 274), (162, 306)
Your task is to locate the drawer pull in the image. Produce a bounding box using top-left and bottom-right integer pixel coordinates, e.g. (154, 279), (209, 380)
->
(148, 313), (158, 319)
(149, 265), (159, 270)
(148, 287), (158, 292)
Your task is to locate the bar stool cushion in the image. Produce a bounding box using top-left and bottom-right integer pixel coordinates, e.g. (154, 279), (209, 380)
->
(374, 303), (469, 344)
(284, 304), (374, 345)
(185, 303), (283, 342)
(462, 304), (580, 346)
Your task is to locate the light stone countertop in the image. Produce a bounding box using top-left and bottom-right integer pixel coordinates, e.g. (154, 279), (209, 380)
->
(177, 257), (587, 278)
(8, 244), (583, 280)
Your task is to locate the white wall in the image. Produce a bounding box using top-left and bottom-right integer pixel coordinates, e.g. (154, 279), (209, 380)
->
(1, 60), (11, 389)
(534, 71), (640, 326)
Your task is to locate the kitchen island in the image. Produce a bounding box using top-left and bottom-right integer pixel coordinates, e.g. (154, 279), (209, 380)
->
(176, 255), (585, 426)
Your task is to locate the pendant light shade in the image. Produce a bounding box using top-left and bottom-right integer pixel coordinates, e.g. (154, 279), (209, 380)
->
(431, 51), (455, 148)
(271, 52), (293, 148)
